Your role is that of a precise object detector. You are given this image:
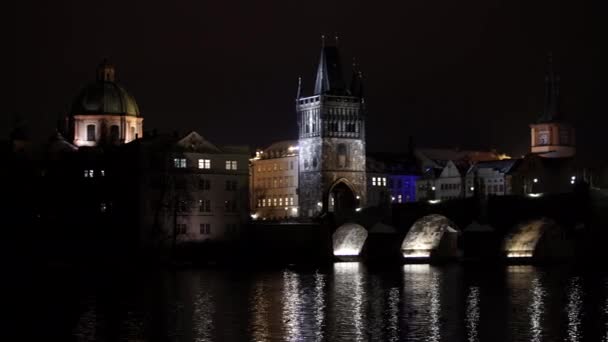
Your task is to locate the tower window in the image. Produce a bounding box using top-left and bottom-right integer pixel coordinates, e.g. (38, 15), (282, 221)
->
(86, 124), (96, 141)
(337, 144), (348, 168)
(198, 159), (211, 169)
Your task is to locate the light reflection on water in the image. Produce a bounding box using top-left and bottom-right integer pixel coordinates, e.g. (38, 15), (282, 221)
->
(566, 277), (583, 342)
(62, 264), (608, 341)
(331, 262), (367, 341)
(466, 286), (480, 342)
(193, 286), (214, 342)
(249, 279), (270, 341)
(529, 275), (545, 342)
(402, 264), (441, 342)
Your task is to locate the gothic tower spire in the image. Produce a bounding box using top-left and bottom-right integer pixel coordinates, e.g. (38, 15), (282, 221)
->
(313, 37), (347, 95)
(540, 52), (560, 122)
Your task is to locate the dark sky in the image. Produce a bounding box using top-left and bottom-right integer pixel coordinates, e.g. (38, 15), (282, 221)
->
(9, 0), (600, 160)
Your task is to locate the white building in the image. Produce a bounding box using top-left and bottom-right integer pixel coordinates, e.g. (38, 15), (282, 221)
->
(465, 159), (522, 197)
(414, 148), (506, 202)
(126, 131), (250, 246)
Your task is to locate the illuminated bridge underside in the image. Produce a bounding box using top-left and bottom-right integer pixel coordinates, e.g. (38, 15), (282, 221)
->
(401, 214), (459, 259)
(333, 223), (368, 259)
(503, 218), (571, 260)
(503, 220), (547, 258)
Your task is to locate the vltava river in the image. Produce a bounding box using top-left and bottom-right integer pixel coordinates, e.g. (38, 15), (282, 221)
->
(22, 263), (608, 341)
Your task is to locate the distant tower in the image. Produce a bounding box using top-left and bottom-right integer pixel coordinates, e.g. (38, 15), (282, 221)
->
(296, 39), (367, 217)
(69, 59), (143, 147)
(530, 53), (576, 158)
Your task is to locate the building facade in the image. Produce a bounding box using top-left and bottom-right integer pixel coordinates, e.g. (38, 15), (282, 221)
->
(465, 159), (522, 197)
(250, 140), (299, 220)
(366, 153), (419, 206)
(296, 42), (367, 217)
(123, 131), (250, 247)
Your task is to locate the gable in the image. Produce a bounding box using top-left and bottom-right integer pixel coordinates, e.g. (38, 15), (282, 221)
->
(176, 131), (222, 153)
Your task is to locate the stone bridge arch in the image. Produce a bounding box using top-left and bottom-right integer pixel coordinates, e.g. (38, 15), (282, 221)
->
(400, 214), (460, 260)
(332, 223), (368, 261)
(502, 217), (574, 261)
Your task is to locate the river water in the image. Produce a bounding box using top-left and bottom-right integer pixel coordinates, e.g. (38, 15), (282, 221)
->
(18, 263), (608, 341)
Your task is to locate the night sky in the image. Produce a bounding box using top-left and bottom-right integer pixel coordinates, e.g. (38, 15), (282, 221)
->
(9, 0), (600, 160)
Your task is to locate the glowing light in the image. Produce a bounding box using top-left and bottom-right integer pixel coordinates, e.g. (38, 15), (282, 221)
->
(570, 180), (575, 185)
(401, 214), (459, 259)
(428, 199), (441, 204)
(355, 207), (362, 212)
(284, 207), (288, 211)
(470, 186), (474, 191)
(288, 145), (299, 152)
(466, 287), (480, 342)
(333, 223), (368, 257)
(527, 193), (542, 198)
(571, 176), (576, 180)
(391, 196), (396, 201)
(317, 202), (322, 207)
(533, 178), (539, 183)
(251, 213), (258, 219)
(356, 195), (360, 199)
(291, 207), (298, 213)
(503, 219), (548, 259)
(566, 277), (583, 341)
(431, 186), (436, 191)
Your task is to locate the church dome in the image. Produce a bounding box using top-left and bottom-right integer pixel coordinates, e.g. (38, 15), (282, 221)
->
(70, 60), (140, 117)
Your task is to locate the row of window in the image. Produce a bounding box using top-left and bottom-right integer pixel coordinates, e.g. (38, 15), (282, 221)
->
(84, 169), (105, 178)
(257, 197), (296, 208)
(176, 199), (238, 213)
(440, 183), (461, 191)
(175, 223), (238, 235)
(371, 177), (387, 187)
(257, 176), (296, 189)
(486, 184), (505, 194)
(173, 158), (239, 170)
(85, 124), (136, 142)
(256, 161), (295, 172)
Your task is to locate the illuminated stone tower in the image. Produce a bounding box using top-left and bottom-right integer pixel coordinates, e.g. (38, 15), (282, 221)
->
(296, 39), (367, 217)
(530, 53), (576, 158)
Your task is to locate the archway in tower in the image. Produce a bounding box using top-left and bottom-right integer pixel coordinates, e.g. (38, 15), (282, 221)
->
(328, 181), (356, 215)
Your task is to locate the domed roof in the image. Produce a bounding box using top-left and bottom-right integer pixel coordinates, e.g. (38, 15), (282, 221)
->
(70, 60), (140, 117)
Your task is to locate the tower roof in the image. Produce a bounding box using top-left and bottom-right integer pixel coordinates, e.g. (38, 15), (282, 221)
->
(70, 60), (140, 117)
(539, 53), (560, 123)
(313, 39), (348, 96)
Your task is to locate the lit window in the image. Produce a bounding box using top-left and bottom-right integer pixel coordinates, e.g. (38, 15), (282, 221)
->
(198, 159), (211, 169)
(372, 177), (377, 186)
(382, 178), (387, 187)
(289, 197), (294, 205)
(398, 194), (402, 203)
(279, 198), (283, 206)
(84, 169), (94, 178)
(174, 158), (187, 168)
(226, 160), (238, 170)
(262, 199), (266, 207)
(100, 170), (105, 177)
